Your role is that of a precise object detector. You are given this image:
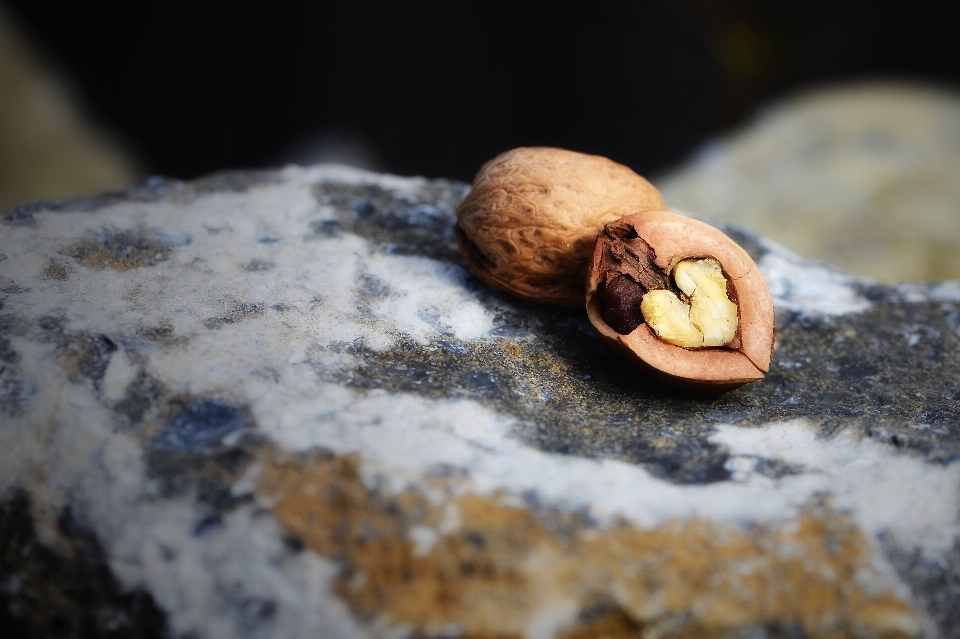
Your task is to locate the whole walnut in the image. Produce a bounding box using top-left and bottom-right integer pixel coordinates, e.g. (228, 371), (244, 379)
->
(455, 147), (664, 307)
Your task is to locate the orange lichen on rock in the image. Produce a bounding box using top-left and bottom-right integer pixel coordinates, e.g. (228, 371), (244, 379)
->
(259, 450), (920, 639)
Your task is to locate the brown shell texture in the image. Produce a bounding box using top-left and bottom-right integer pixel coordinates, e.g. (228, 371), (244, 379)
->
(586, 210), (776, 394)
(455, 147), (664, 307)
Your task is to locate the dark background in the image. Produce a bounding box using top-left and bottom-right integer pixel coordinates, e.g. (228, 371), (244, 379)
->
(7, 0), (960, 183)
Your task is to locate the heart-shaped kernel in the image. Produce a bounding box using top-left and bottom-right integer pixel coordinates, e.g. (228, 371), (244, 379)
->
(641, 258), (739, 348)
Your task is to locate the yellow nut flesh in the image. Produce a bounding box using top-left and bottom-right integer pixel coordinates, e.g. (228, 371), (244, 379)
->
(640, 259), (738, 348)
(640, 290), (704, 347)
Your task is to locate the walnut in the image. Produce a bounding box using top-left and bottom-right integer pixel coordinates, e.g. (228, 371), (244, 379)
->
(586, 211), (775, 394)
(455, 147), (664, 307)
(641, 258), (739, 348)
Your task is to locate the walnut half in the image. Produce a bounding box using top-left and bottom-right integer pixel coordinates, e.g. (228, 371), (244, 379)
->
(586, 211), (775, 394)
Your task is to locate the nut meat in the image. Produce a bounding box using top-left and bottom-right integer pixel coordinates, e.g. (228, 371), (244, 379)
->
(586, 211), (775, 393)
(456, 147), (664, 307)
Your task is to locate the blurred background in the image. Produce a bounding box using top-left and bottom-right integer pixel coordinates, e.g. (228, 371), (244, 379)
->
(2, 0), (960, 282)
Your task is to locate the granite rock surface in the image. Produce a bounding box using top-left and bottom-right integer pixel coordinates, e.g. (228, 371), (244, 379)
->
(1, 164), (960, 638)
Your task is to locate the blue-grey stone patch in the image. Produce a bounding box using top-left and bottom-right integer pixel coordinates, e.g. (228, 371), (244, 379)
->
(818, 391), (848, 407)
(242, 259), (275, 272)
(1, 201), (44, 226)
(0, 490), (168, 639)
(463, 370), (501, 393)
(880, 532), (960, 639)
(134, 322), (181, 346)
(141, 399), (260, 512)
(112, 371), (169, 425)
(70, 334), (118, 388)
(837, 360), (879, 381)
(0, 318), (21, 365)
(240, 598), (277, 624)
(765, 304), (960, 460)
(143, 439), (259, 513)
(147, 399), (249, 452)
(203, 302), (265, 329)
(705, 408), (760, 424)
(0, 362), (28, 418)
(193, 513), (223, 538)
(308, 219), (341, 238)
(0, 283), (28, 294)
(752, 457), (803, 479)
(33, 313), (118, 390)
(354, 273), (389, 317)
(312, 179), (468, 263)
(0, 312), (30, 417)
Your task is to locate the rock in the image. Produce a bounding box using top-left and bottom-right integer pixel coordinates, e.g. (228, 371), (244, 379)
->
(1, 164), (959, 638)
(0, 5), (142, 213)
(657, 83), (960, 283)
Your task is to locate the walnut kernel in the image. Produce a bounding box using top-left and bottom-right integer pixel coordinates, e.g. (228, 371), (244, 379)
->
(641, 258), (739, 348)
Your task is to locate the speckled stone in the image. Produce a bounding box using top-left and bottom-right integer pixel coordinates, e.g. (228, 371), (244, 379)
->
(1, 164), (959, 638)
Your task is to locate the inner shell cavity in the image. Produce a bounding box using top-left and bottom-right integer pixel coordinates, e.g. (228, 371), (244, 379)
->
(595, 220), (738, 347)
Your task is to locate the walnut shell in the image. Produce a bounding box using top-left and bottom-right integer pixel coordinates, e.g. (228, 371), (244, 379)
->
(455, 147), (664, 307)
(586, 210), (775, 394)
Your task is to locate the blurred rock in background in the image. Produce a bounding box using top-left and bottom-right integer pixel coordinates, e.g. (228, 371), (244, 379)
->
(2, 1), (960, 284)
(658, 83), (960, 282)
(0, 4), (141, 212)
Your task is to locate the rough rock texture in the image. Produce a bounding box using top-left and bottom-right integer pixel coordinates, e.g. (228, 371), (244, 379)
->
(657, 83), (960, 283)
(1, 164), (960, 638)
